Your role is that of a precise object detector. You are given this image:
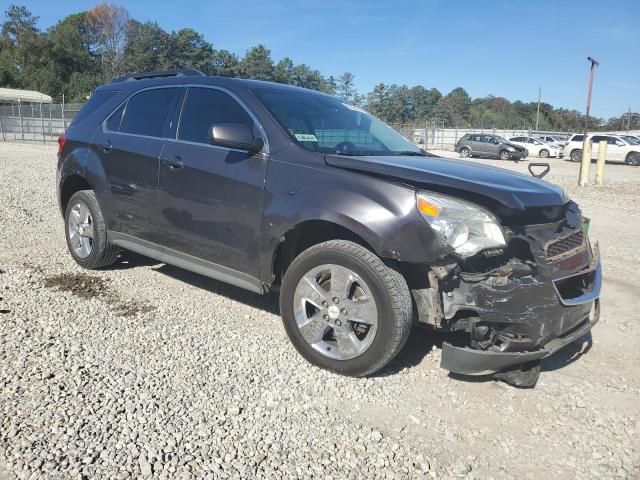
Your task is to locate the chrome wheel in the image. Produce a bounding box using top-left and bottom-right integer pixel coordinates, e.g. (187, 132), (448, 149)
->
(68, 202), (94, 258)
(460, 148), (470, 158)
(500, 150), (510, 160)
(293, 264), (378, 360)
(539, 149), (549, 158)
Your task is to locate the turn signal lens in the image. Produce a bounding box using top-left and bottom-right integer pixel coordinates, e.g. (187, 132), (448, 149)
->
(417, 196), (440, 217)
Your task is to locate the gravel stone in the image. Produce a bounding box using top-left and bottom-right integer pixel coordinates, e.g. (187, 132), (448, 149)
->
(0, 142), (639, 479)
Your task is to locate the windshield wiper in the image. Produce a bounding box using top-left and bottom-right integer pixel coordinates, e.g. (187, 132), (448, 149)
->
(390, 150), (427, 156)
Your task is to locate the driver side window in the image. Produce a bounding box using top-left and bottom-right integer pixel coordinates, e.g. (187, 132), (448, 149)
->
(178, 87), (254, 145)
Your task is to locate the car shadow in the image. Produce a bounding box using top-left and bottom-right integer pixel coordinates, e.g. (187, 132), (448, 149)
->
(110, 250), (162, 270)
(153, 263), (280, 315)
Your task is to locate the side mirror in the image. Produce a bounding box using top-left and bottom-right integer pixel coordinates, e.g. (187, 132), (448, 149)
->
(208, 124), (264, 153)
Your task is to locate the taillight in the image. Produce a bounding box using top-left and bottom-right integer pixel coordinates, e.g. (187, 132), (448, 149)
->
(57, 136), (66, 158)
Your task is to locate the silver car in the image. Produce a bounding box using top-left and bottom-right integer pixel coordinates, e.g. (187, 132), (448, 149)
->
(454, 133), (528, 161)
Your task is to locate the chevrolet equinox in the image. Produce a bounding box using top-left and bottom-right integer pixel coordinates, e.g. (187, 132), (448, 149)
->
(56, 69), (601, 387)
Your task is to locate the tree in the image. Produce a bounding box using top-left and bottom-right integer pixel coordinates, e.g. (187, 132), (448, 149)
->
(210, 49), (239, 77)
(239, 44), (274, 81)
(434, 87), (471, 126)
(124, 21), (171, 73)
(86, 3), (129, 79)
(336, 72), (356, 103)
(167, 28), (214, 72)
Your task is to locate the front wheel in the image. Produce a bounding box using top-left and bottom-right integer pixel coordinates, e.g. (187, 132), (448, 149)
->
(460, 147), (471, 158)
(280, 240), (412, 377)
(499, 150), (511, 160)
(626, 152), (640, 166)
(570, 149), (582, 162)
(539, 149), (550, 158)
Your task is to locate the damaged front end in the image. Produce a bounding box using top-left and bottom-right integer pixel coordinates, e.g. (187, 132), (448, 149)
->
(412, 201), (601, 384)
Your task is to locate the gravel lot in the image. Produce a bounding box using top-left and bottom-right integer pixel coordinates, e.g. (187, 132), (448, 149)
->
(1, 142), (639, 479)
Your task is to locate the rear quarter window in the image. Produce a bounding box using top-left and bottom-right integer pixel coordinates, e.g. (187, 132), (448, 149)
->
(69, 90), (119, 127)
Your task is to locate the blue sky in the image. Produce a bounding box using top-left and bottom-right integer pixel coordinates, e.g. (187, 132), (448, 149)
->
(8, 0), (640, 118)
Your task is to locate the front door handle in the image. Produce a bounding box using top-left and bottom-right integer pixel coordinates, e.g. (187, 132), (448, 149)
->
(164, 156), (184, 169)
(101, 140), (112, 153)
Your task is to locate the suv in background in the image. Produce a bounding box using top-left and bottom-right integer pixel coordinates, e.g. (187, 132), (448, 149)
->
(509, 136), (562, 158)
(454, 134), (527, 161)
(537, 135), (566, 149)
(57, 69), (601, 387)
(565, 134), (640, 165)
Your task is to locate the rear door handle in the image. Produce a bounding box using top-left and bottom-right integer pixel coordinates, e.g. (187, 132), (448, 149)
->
(101, 140), (112, 153)
(164, 156), (184, 169)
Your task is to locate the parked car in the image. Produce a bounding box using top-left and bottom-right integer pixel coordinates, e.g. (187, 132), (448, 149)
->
(536, 135), (566, 149)
(56, 69), (601, 387)
(454, 134), (528, 161)
(509, 136), (563, 158)
(565, 133), (640, 165)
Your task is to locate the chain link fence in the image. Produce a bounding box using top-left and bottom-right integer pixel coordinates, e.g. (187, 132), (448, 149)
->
(0, 102), (83, 143)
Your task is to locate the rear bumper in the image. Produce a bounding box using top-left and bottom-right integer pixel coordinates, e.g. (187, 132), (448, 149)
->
(438, 241), (602, 375)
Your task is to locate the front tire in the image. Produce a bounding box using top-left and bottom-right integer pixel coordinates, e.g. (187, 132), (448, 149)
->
(499, 150), (511, 160)
(280, 240), (412, 377)
(626, 152), (640, 166)
(65, 190), (120, 269)
(460, 147), (471, 158)
(539, 149), (550, 158)
(570, 149), (582, 162)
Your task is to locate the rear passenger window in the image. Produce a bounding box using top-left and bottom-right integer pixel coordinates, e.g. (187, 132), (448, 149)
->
(70, 90), (118, 127)
(105, 103), (125, 132)
(120, 88), (178, 138)
(178, 88), (254, 145)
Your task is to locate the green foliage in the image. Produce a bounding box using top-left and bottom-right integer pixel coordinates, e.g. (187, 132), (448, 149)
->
(0, 3), (624, 130)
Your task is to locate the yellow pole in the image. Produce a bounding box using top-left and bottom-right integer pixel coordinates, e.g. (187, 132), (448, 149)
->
(595, 140), (606, 185)
(579, 138), (591, 186)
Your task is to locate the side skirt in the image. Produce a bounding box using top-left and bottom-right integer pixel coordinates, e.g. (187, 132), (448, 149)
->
(107, 231), (265, 295)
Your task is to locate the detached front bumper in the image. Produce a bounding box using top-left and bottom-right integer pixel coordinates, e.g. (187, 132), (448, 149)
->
(436, 239), (602, 376)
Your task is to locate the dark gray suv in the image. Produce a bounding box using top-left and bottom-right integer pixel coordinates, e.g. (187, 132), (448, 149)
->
(455, 133), (528, 161)
(56, 70), (600, 387)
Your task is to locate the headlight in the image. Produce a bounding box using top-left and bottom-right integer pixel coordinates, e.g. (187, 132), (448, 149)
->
(416, 192), (506, 257)
(506, 146), (515, 151)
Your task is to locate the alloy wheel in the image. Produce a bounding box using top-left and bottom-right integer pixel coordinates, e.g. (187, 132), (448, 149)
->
(292, 263), (378, 360)
(68, 202), (94, 258)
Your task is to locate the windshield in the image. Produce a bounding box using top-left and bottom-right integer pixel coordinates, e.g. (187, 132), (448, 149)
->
(622, 135), (640, 145)
(253, 88), (422, 155)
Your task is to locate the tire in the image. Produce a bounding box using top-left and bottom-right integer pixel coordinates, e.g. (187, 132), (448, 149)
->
(625, 152), (640, 166)
(279, 240), (413, 377)
(460, 147), (471, 158)
(64, 190), (120, 269)
(499, 150), (511, 160)
(539, 149), (550, 158)
(570, 149), (582, 162)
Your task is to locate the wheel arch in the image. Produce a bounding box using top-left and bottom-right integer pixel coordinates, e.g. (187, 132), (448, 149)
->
(270, 219), (378, 287)
(59, 174), (94, 216)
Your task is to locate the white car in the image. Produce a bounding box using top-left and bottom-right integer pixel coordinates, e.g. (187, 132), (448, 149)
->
(564, 134), (640, 165)
(536, 135), (566, 149)
(509, 136), (562, 158)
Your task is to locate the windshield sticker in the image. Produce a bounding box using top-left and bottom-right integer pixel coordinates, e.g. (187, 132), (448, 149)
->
(294, 133), (318, 142)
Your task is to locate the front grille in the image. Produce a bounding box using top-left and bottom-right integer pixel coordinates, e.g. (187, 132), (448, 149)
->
(546, 231), (585, 258)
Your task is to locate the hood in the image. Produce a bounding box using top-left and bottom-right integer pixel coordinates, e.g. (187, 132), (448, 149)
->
(325, 154), (566, 210)
(503, 141), (526, 152)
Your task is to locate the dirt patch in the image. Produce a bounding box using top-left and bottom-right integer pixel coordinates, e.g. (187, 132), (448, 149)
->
(43, 272), (155, 317)
(44, 273), (109, 299)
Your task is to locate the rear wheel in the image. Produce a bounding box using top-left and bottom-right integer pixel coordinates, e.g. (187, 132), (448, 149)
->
(539, 149), (550, 158)
(499, 150), (511, 160)
(625, 152), (640, 166)
(280, 240), (412, 377)
(570, 149), (582, 162)
(65, 190), (120, 269)
(460, 147), (471, 158)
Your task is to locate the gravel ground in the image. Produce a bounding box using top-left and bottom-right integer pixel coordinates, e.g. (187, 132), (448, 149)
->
(1, 142), (639, 479)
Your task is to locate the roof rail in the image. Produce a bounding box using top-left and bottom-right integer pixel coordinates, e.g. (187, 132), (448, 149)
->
(111, 69), (206, 83)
